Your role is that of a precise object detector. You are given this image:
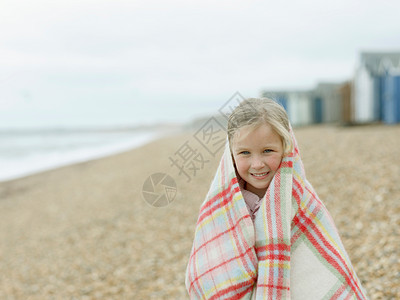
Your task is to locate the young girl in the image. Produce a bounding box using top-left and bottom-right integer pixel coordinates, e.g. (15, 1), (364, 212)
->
(185, 98), (368, 299)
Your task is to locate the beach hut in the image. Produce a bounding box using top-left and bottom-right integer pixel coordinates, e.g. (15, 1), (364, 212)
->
(312, 83), (342, 123)
(339, 81), (354, 125)
(262, 90), (314, 127)
(270, 92), (289, 112)
(353, 52), (400, 123)
(262, 90), (289, 114)
(311, 95), (323, 124)
(382, 68), (400, 124)
(287, 91), (313, 126)
(353, 64), (376, 122)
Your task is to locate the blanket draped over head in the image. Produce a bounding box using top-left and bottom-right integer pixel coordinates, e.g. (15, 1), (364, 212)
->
(185, 129), (367, 299)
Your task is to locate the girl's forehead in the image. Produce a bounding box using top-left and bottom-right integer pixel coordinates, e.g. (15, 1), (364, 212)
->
(232, 123), (281, 145)
(234, 123), (271, 138)
(233, 126), (253, 141)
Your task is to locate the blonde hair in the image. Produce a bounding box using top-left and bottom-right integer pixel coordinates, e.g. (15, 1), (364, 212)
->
(227, 98), (293, 155)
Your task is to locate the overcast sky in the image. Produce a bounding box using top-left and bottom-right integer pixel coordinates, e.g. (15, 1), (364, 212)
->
(1, 0), (399, 129)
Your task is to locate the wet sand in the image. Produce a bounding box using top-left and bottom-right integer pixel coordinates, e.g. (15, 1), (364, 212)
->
(0, 124), (399, 299)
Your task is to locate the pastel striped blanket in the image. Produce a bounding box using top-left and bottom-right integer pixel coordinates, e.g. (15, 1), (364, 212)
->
(185, 130), (368, 299)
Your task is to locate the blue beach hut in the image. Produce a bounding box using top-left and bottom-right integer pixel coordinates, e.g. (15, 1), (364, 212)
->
(382, 70), (400, 124)
(353, 52), (400, 123)
(275, 93), (289, 112)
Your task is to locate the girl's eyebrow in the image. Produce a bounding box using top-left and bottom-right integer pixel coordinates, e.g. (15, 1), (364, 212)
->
(236, 142), (279, 148)
(234, 143), (279, 152)
(234, 146), (248, 151)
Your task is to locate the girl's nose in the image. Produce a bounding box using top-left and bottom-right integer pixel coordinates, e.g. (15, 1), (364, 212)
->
(251, 157), (265, 169)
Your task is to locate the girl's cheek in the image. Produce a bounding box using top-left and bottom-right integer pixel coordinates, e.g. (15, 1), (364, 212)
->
(269, 156), (283, 170)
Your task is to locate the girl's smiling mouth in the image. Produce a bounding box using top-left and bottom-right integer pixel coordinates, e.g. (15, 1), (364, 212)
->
(251, 172), (269, 178)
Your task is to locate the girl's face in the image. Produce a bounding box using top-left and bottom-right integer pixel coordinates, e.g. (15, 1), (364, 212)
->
(231, 123), (284, 198)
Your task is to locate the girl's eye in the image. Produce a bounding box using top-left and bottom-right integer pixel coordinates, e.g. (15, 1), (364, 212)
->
(240, 151), (250, 155)
(264, 149), (273, 153)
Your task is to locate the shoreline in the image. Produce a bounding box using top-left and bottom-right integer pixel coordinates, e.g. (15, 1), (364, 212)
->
(0, 126), (184, 184)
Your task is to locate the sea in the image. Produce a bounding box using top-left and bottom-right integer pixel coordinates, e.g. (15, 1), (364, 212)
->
(0, 93), (232, 183)
(0, 125), (180, 183)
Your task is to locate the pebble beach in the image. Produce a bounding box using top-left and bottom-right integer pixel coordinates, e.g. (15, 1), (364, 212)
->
(0, 124), (399, 299)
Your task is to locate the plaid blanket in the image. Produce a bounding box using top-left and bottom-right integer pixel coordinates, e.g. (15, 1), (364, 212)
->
(185, 129), (367, 299)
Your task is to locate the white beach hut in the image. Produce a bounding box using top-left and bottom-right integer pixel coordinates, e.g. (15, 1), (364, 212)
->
(286, 91), (313, 126)
(353, 64), (376, 122)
